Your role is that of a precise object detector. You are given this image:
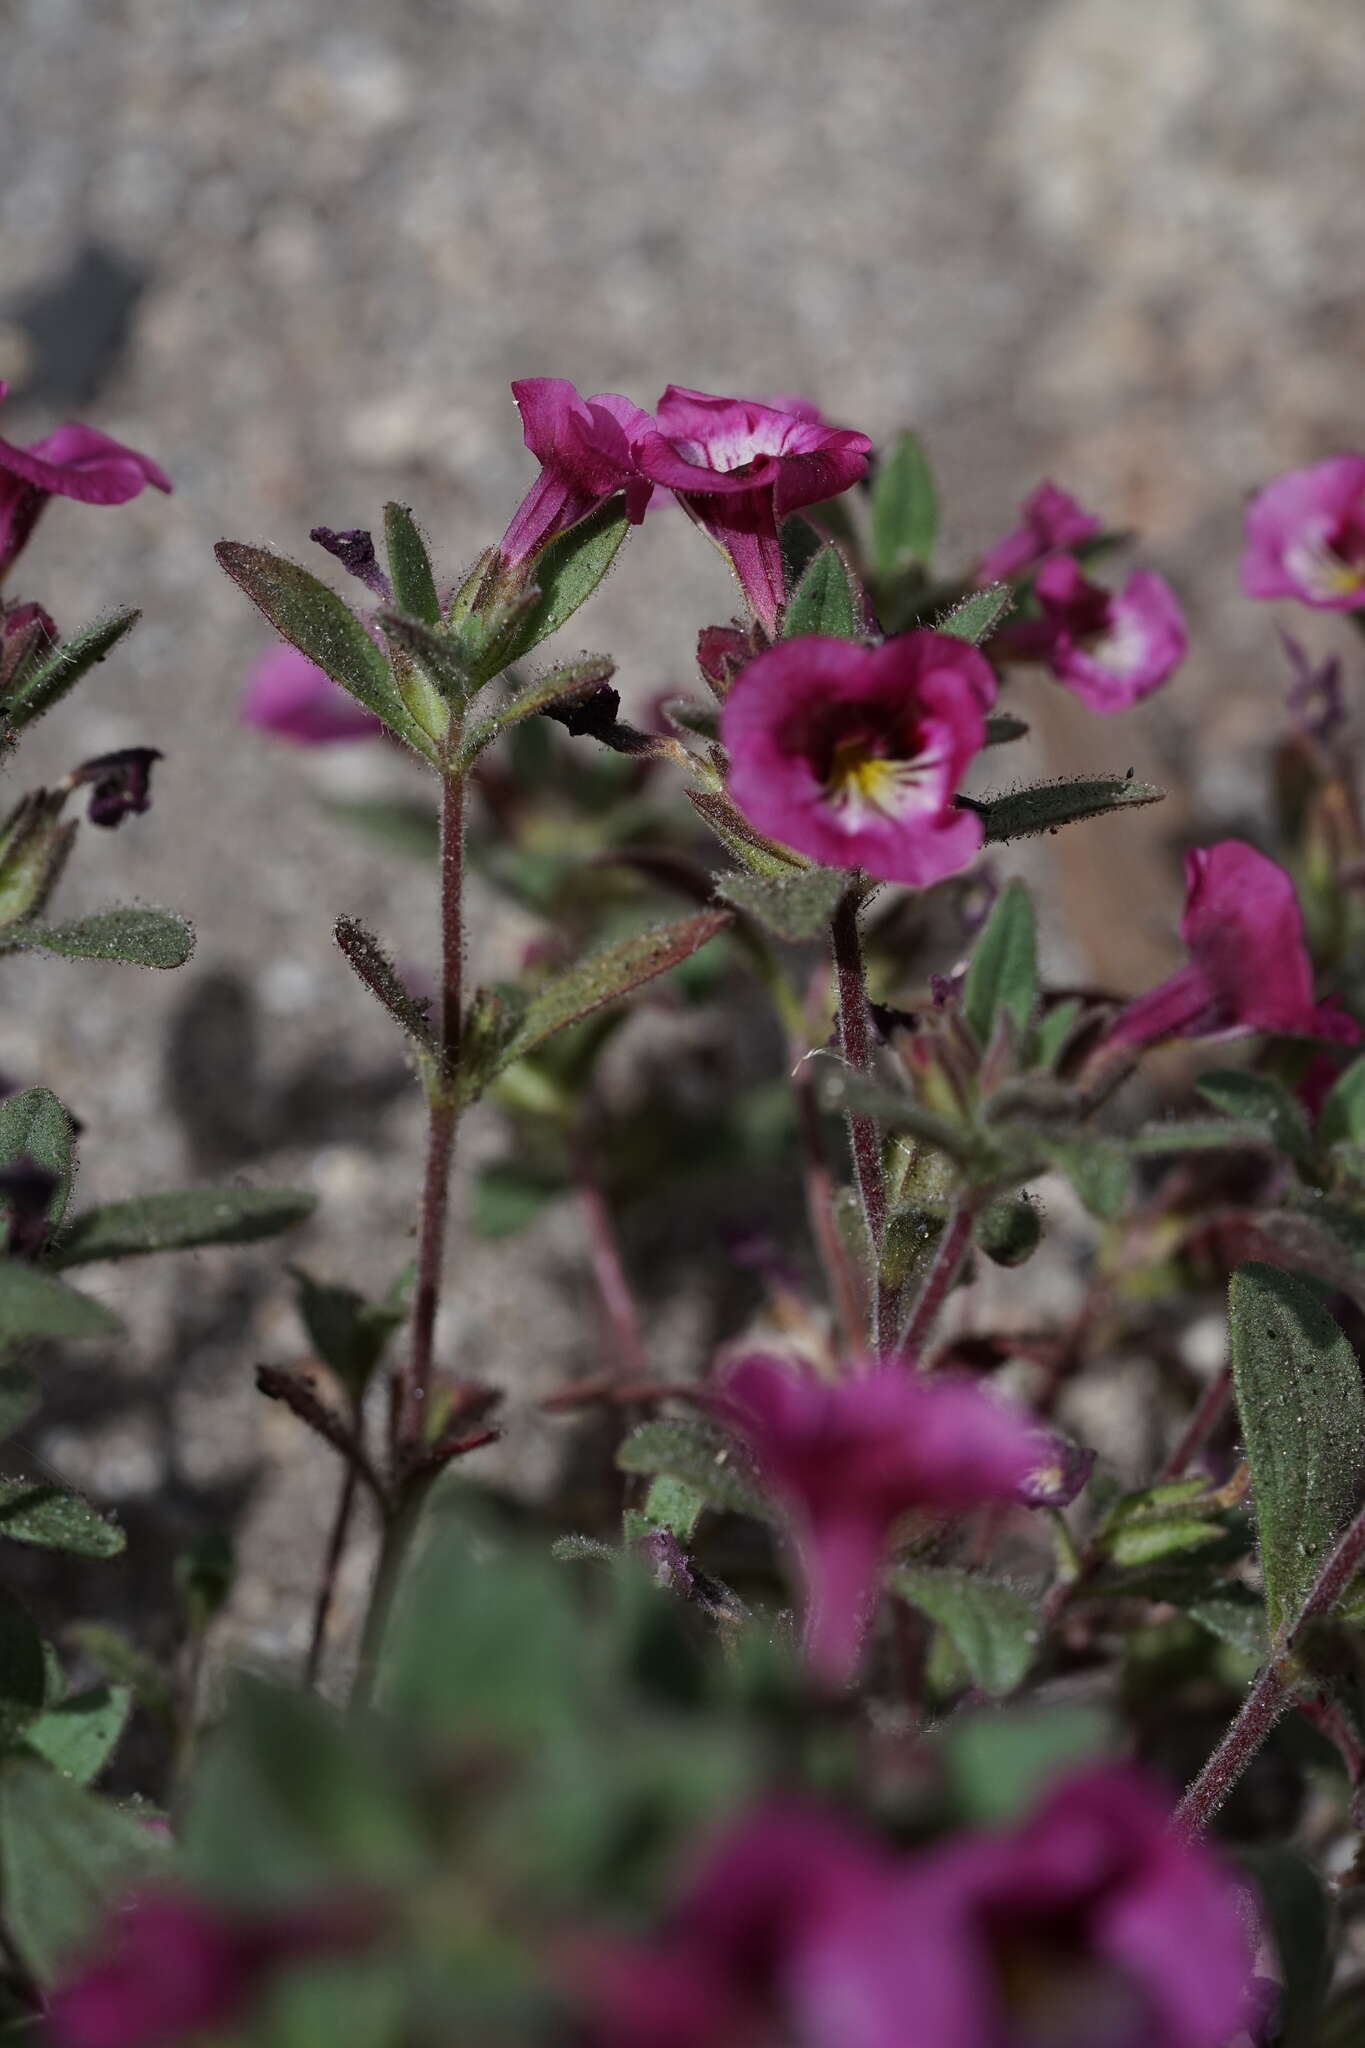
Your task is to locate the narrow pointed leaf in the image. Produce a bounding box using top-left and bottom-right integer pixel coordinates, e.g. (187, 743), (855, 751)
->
(1229, 1263), (1365, 1640)
(686, 789), (806, 878)
(962, 776), (1164, 842)
(716, 865), (849, 941)
(1197, 1070), (1312, 1163)
(0, 1366), (38, 1442)
(870, 431), (937, 582)
(936, 582), (1013, 646)
(334, 915), (435, 1049)
(493, 500), (630, 666)
(984, 713), (1029, 748)
(6, 609), (140, 732)
(617, 1417), (772, 1520)
(382, 503), (440, 626)
(488, 911), (731, 1083)
(25, 1686), (131, 1786)
(1131, 1118), (1277, 1157)
(458, 655), (616, 765)
(0, 1088), (75, 1228)
(0, 1592), (46, 1744)
(0, 1753), (167, 1981)
(216, 541), (432, 755)
(817, 1070), (976, 1166)
(1318, 1052), (1365, 1149)
(781, 546), (862, 640)
(0, 1480), (124, 1557)
(9, 906), (194, 969)
(889, 1566), (1037, 1695)
(376, 610), (471, 710)
(963, 880), (1037, 1048)
(0, 1264), (121, 1343)
(49, 1187), (315, 1269)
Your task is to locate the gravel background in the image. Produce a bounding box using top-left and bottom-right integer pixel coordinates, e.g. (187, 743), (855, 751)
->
(0, 0), (1361, 1681)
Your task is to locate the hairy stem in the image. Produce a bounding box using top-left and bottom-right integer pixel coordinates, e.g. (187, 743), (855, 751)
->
(401, 770), (465, 1449)
(899, 1197), (975, 1362)
(830, 893), (890, 1350)
(305, 1460), (360, 1690)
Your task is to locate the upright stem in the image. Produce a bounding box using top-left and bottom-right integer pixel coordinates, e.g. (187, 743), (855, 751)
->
(791, 1042), (865, 1351)
(305, 1460), (359, 1690)
(572, 1127), (648, 1383)
(1157, 1365), (1231, 1484)
(402, 770), (465, 1450)
(899, 1197), (975, 1362)
(830, 894), (889, 1351)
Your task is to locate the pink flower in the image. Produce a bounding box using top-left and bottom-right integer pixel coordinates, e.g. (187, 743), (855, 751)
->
(497, 377), (654, 569)
(804, 1767), (1258, 2048)
(720, 632), (994, 886)
(977, 480), (1101, 586)
(634, 387), (872, 634)
(998, 555), (1186, 712)
(709, 1354), (1053, 1685)
(0, 384), (170, 576)
(241, 643), (383, 744)
(0, 598), (56, 692)
(573, 1802), (889, 2048)
(1242, 454), (1365, 609)
(48, 1888), (374, 2048)
(1108, 839), (1360, 1053)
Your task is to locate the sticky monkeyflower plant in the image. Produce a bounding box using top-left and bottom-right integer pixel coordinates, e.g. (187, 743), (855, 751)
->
(14, 385), (1365, 2048)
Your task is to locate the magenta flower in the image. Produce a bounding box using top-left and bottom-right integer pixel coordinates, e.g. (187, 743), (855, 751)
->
(634, 387), (872, 633)
(0, 598), (56, 692)
(573, 1801), (888, 2048)
(720, 632), (993, 886)
(1108, 839), (1360, 1054)
(241, 643), (384, 745)
(48, 1888), (374, 2048)
(998, 554), (1187, 713)
(977, 480), (1102, 586)
(0, 385), (170, 576)
(709, 1354), (1054, 1685)
(1242, 454), (1365, 608)
(497, 377), (654, 569)
(804, 1766), (1257, 2048)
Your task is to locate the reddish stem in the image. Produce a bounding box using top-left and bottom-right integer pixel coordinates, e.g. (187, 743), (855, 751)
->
(899, 1199), (975, 1363)
(305, 1460), (359, 1690)
(572, 1128), (649, 1383)
(791, 1038), (865, 1351)
(1157, 1365), (1232, 1484)
(830, 893), (890, 1351)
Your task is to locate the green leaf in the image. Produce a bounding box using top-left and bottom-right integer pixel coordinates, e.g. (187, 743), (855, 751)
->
(334, 915), (435, 1051)
(1196, 1069), (1312, 1163)
(291, 1268), (407, 1393)
(382, 502), (440, 626)
(935, 582), (1013, 645)
(1105, 1517), (1225, 1568)
(64, 1626), (172, 1718)
(817, 1070), (976, 1167)
(1242, 1848), (1331, 2047)
(0, 1481), (124, 1558)
(889, 1567), (1037, 1695)
(963, 879), (1037, 1048)
(641, 1475), (705, 1543)
(944, 1704), (1117, 1826)
(10, 906), (194, 970)
(471, 1162), (564, 1239)
(49, 1187), (315, 1268)
(215, 542), (432, 756)
(1130, 1117), (1278, 1157)
(25, 1686), (131, 1786)
(1034, 997), (1084, 1072)
(483, 912), (732, 1089)
(0, 1089), (75, 1231)
(870, 431), (937, 583)
(492, 500), (629, 667)
(686, 789), (806, 878)
(320, 796), (440, 861)
(781, 546), (862, 640)
(1319, 1051), (1365, 1149)
(0, 1592), (47, 1746)
(0, 1366), (38, 1443)
(983, 713), (1029, 748)
(5, 609), (140, 732)
(0, 1754), (167, 1981)
(716, 865), (849, 942)
(963, 776), (1164, 842)
(458, 655), (617, 766)
(0, 1264), (121, 1343)
(617, 1417), (772, 1521)
(1187, 1589), (1268, 1661)
(1229, 1263), (1365, 1641)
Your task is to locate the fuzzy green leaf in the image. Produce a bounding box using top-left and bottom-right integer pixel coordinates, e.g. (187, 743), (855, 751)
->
(216, 542), (431, 755)
(889, 1566), (1037, 1694)
(781, 546), (862, 641)
(0, 1753), (167, 1981)
(963, 776), (1164, 842)
(382, 503), (440, 626)
(493, 500), (630, 666)
(1319, 1052), (1365, 1150)
(25, 1686), (131, 1786)
(334, 915), (435, 1050)
(0, 1089), (75, 1232)
(1131, 1118), (1278, 1158)
(0, 1367), (38, 1443)
(945, 1704), (1117, 1826)
(963, 880), (1037, 1048)
(0, 1481), (124, 1558)
(1105, 1517), (1225, 1568)
(10, 906), (194, 970)
(870, 431), (937, 583)
(642, 1474), (706, 1542)
(617, 1417), (773, 1521)
(1034, 1133), (1134, 1219)
(50, 1187), (315, 1269)
(936, 582), (1013, 646)
(716, 865), (849, 942)
(818, 1070), (977, 1167)
(686, 789), (806, 878)
(459, 655), (616, 765)
(1230, 1263), (1365, 1641)
(0, 1264), (121, 1343)
(1196, 1070), (1312, 1163)
(5, 610), (140, 732)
